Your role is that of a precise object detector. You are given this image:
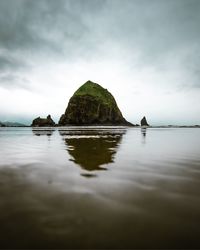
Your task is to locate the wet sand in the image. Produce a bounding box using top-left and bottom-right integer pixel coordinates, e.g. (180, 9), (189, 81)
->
(0, 127), (200, 248)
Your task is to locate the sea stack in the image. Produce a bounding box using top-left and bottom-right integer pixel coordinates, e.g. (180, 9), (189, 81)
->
(31, 115), (55, 127)
(59, 80), (133, 126)
(141, 116), (149, 126)
(0, 122), (5, 127)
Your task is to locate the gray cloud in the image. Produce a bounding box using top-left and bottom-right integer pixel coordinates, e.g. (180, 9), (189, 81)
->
(96, 0), (200, 82)
(0, 0), (200, 89)
(0, 52), (28, 71)
(0, 0), (109, 91)
(0, 73), (30, 90)
(0, 0), (106, 56)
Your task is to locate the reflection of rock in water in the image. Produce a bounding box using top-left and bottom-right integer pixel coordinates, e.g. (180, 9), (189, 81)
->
(32, 129), (55, 137)
(141, 128), (147, 144)
(141, 128), (146, 137)
(65, 136), (122, 171)
(63, 129), (125, 171)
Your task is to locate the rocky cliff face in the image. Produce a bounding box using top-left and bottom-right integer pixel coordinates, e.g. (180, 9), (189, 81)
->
(141, 116), (149, 126)
(31, 115), (55, 127)
(59, 81), (132, 126)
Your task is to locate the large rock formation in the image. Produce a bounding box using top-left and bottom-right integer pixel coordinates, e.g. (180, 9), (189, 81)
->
(141, 116), (149, 126)
(59, 80), (133, 126)
(31, 115), (55, 127)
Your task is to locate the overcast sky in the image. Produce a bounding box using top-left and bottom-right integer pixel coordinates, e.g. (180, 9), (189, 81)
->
(0, 0), (200, 125)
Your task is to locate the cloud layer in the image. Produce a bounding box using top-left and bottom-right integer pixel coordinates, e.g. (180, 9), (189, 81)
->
(0, 0), (200, 125)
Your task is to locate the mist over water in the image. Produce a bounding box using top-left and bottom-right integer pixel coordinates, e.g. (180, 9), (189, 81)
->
(0, 127), (200, 248)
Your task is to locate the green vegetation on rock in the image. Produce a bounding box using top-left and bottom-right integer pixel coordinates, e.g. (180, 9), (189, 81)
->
(74, 80), (116, 108)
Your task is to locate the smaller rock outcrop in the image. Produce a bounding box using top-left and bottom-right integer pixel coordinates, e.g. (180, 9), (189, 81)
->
(0, 122), (5, 127)
(141, 116), (149, 126)
(31, 115), (55, 127)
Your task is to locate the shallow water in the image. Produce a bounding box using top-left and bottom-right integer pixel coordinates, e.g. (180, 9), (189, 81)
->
(0, 127), (200, 248)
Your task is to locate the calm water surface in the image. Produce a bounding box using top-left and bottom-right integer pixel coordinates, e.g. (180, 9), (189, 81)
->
(0, 127), (200, 248)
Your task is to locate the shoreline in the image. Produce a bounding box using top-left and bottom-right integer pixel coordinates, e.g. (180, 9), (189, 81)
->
(1, 125), (200, 128)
